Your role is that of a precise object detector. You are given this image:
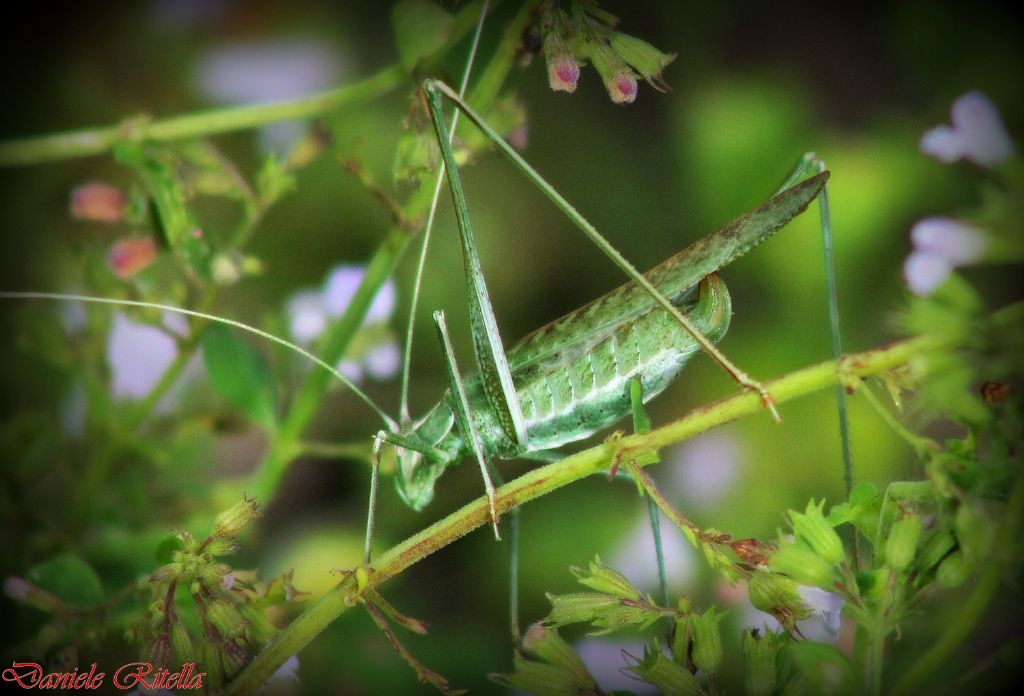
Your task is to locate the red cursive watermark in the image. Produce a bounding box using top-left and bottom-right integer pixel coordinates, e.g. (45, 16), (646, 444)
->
(2, 661), (206, 690)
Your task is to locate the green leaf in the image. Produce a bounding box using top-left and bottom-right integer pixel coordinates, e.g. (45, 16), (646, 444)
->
(27, 555), (104, 609)
(202, 325), (277, 428)
(391, 0), (454, 72)
(781, 641), (857, 695)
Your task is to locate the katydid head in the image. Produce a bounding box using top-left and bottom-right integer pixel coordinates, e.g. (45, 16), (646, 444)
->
(392, 403), (459, 511)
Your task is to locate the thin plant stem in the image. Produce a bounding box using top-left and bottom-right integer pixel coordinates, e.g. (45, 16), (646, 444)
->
(0, 66), (404, 167)
(224, 333), (950, 695)
(858, 381), (940, 454)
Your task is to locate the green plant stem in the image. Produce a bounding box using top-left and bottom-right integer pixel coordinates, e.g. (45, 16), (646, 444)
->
(891, 465), (1024, 696)
(225, 334), (946, 695)
(0, 67), (405, 167)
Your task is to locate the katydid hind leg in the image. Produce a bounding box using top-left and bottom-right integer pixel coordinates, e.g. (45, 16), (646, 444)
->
(424, 86), (529, 452)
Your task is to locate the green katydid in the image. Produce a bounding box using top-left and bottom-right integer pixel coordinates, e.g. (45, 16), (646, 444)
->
(370, 79), (830, 547)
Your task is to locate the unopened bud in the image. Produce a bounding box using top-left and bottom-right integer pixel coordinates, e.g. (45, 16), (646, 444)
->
(625, 643), (702, 696)
(743, 629), (780, 696)
(769, 542), (838, 589)
(170, 619), (194, 660)
(789, 500), (846, 565)
(747, 571), (811, 633)
(571, 557), (641, 599)
(213, 496), (261, 540)
(207, 598), (243, 638)
(691, 607), (724, 674)
(542, 24), (580, 93)
(732, 538), (773, 566)
(146, 633), (174, 671)
(885, 514), (923, 571)
(211, 254), (242, 285)
(609, 32), (676, 91)
(71, 182), (126, 222)
(205, 538), (241, 557)
(590, 41), (637, 104)
(521, 623), (595, 689)
(109, 237), (158, 280)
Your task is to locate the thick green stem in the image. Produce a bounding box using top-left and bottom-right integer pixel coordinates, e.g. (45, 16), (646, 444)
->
(225, 334), (946, 695)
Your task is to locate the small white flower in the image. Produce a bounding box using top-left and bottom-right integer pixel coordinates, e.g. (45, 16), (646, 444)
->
(364, 341), (401, 380)
(903, 217), (989, 296)
(221, 572), (236, 591)
(797, 585), (843, 640)
(286, 290), (327, 344)
(284, 265), (399, 382)
(739, 584), (843, 642)
(107, 313), (180, 400)
(911, 217), (988, 265)
(336, 359), (364, 385)
(903, 251), (952, 296)
(920, 91), (1015, 167)
(270, 655), (300, 684)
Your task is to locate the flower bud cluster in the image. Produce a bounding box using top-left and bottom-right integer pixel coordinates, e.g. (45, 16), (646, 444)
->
(135, 497), (303, 689)
(539, 2), (676, 104)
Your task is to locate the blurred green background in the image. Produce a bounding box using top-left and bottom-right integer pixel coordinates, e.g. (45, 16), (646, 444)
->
(1, 1), (1021, 693)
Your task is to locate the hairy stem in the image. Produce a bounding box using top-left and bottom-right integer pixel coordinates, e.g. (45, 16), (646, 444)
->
(225, 334), (948, 694)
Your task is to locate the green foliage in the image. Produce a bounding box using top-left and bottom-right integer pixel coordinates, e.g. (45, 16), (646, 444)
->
(202, 325), (278, 429)
(391, 0), (455, 73)
(26, 555), (105, 609)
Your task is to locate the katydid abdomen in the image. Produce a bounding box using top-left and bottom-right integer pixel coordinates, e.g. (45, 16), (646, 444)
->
(397, 273), (730, 509)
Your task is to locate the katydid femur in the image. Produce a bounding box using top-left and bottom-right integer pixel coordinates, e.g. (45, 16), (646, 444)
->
(371, 79), (830, 544)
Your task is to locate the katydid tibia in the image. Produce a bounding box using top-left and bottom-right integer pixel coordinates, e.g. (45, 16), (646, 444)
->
(373, 79), (830, 542)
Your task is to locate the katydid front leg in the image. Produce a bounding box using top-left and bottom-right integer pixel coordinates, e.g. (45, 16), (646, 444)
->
(433, 310), (501, 537)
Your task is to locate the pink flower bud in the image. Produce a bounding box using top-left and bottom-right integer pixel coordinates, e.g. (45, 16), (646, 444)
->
(108, 237), (158, 279)
(70, 182), (126, 223)
(591, 41), (637, 104)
